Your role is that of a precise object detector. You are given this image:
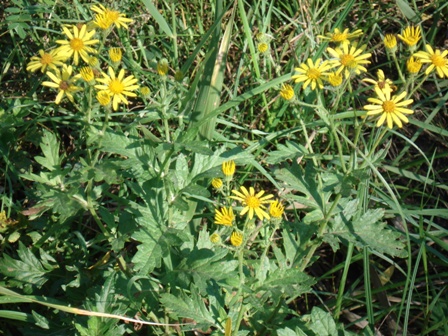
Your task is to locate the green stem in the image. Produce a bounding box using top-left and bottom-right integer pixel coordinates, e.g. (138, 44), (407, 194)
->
(392, 53), (406, 84)
(233, 248), (246, 335)
(408, 72), (430, 97)
(299, 194), (342, 272)
(333, 241), (354, 319)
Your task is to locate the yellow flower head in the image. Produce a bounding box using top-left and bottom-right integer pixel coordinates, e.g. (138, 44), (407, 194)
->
(292, 58), (334, 90)
(210, 233), (221, 244)
(269, 200), (284, 219)
(80, 66), (95, 83)
(413, 44), (448, 78)
(231, 186), (274, 221)
(362, 69), (395, 94)
(211, 178), (223, 190)
(157, 58), (169, 76)
(91, 4), (133, 30)
(279, 84), (295, 100)
(109, 48), (122, 63)
(42, 64), (81, 104)
(318, 28), (363, 45)
(88, 56), (99, 67)
(215, 207), (234, 226)
(327, 71), (343, 87)
(383, 34), (397, 53)
(398, 26), (421, 50)
(26, 49), (68, 73)
(97, 90), (111, 106)
(406, 56), (422, 74)
(257, 42), (269, 53)
(327, 43), (371, 78)
(222, 161), (236, 179)
(55, 24), (99, 65)
(364, 87), (413, 129)
(95, 67), (139, 110)
(230, 231), (243, 247)
(140, 86), (151, 97)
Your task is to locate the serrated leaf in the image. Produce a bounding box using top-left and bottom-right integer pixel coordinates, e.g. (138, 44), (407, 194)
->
(35, 129), (62, 172)
(131, 232), (163, 275)
(327, 200), (407, 257)
(309, 307), (338, 336)
(261, 268), (315, 296)
(0, 242), (55, 287)
(266, 141), (307, 165)
(277, 327), (308, 336)
(160, 291), (215, 327)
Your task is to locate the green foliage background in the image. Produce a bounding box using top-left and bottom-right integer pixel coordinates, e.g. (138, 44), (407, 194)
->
(1, 0), (448, 335)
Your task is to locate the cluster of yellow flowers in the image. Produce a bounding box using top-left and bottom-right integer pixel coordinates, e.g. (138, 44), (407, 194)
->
(209, 161), (284, 248)
(26, 5), (139, 111)
(280, 25), (448, 129)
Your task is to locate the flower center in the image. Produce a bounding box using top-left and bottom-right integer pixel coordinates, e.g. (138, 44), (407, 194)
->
(307, 68), (321, 80)
(70, 37), (84, 51)
(340, 54), (355, 66)
(59, 81), (70, 91)
(106, 10), (120, 22)
(246, 195), (260, 209)
(431, 54), (446, 67)
(332, 32), (347, 42)
(382, 100), (396, 113)
(109, 78), (124, 94)
(41, 53), (53, 65)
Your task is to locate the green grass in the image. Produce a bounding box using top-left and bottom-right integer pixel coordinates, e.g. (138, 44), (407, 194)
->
(1, 0), (448, 335)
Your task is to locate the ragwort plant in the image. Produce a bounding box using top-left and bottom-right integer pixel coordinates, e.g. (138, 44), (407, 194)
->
(1, 0), (448, 335)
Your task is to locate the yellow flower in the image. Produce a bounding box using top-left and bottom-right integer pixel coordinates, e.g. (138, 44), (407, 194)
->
(364, 86), (413, 129)
(211, 178), (223, 190)
(327, 71), (343, 87)
(26, 49), (67, 73)
(140, 86), (151, 97)
(398, 26), (421, 50)
(97, 90), (111, 106)
(80, 66), (95, 83)
(230, 231), (243, 247)
(318, 28), (363, 45)
(210, 233), (221, 244)
(55, 24), (99, 65)
(157, 59), (169, 76)
(222, 161), (236, 178)
(257, 42), (269, 53)
(91, 4), (133, 30)
(95, 67), (139, 110)
(406, 56), (422, 74)
(327, 43), (371, 78)
(279, 84), (295, 100)
(42, 64), (81, 104)
(292, 58), (334, 90)
(383, 34), (397, 53)
(413, 44), (448, 78)
(109, 48), (122, 63)
(88, 56), (99, 67)
(231, 186), (274, 221)
(215, 207), (234, 226)
(269, 200), (284, 219)
(362, 69), (395, 93)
